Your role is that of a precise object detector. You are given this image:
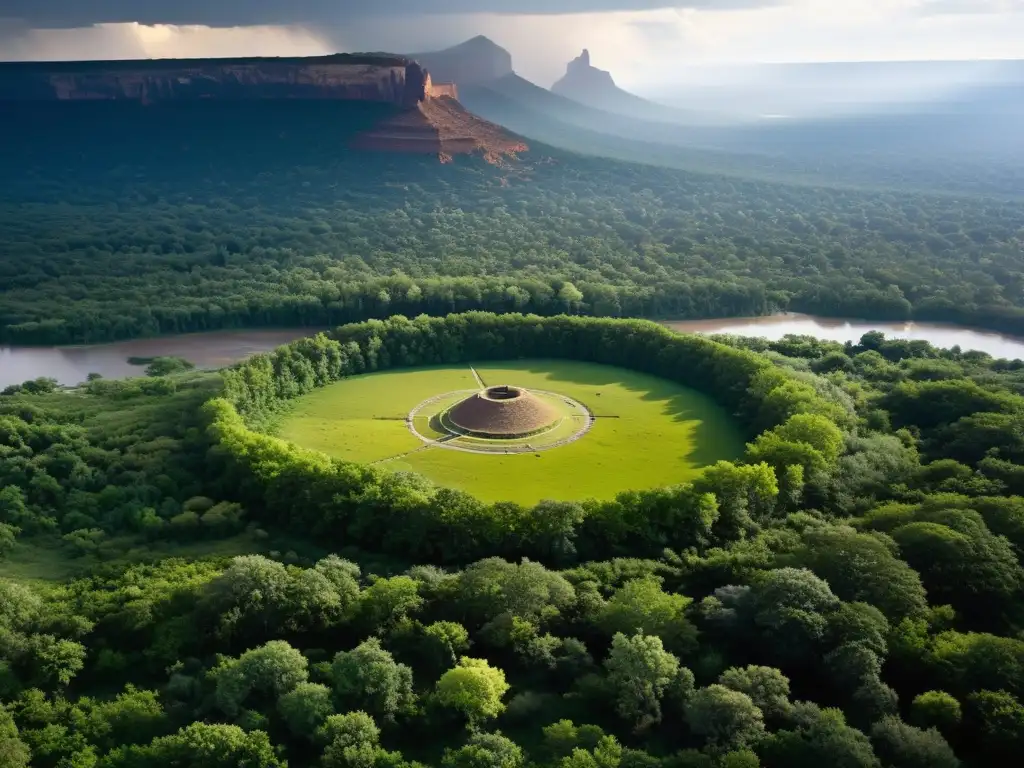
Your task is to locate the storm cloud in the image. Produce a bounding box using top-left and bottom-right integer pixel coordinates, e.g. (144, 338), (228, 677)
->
(2, 0), (776, 28)
(1, 0), (1021, 89)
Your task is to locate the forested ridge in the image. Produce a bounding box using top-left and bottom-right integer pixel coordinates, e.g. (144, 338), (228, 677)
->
(5, 314), (1024, 766)
(2, 101), (1024, 344)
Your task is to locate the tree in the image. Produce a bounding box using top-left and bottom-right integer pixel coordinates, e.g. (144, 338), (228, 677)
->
(25, 635), (87, 687)
(389, 620), (471, 680)
(795, 526), (927, 621)
(824, 643), (882, 692)
(910, 691), (961, 733)
(718, 666), (792, 721)
(721, 751), (760, 768)
(603, 632), (680, 730)
(278, 681), (334, 738)
(558, 736), (622, 768)
(558, 283), (584, 313)
(435, 658), (510, 724)
(759, 705), (879, 768)
(745, 568), (840, 664)
(442, 732), (525, 768)
(318, 711), (380, 748)
(828, 602), (889, 657)
(74, 685), (167, 752)
(926, 630), (1024, 699)
(99, 723), (285, 768)
(966, 690), (1024, 763)
(331, 639), (415, 721)
(868, 716), (959, 768)
(597, 577), (698, 656)
(358, 575), (423, 633)
(199, 555), (295, 642)
(746, 433), (829, 477)
(314, 555), (362, 598)
(455, 558), (575, 624)
(211, 640), (309, 717)
(317, 711), (382, 768)
(142, 357), (195, 376)
(0, 704), (30, 768)
(686, 685), (766, 753)
(891, 514), (1022, 624)
(772, 414), (844, 464)
(0, 523), (18, 559)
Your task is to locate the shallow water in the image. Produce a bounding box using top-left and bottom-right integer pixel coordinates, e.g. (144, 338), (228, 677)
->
(664, 314), (1024, 360)
(0, 329), (320, 388)
(4, 314), (1024, 389)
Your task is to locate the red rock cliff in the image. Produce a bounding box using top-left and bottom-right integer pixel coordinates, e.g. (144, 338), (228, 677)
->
(0, 54), (437, 108)
(0, 54), (523, 163)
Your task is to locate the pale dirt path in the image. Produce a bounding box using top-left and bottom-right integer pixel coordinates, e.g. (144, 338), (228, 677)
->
(469, 365), (487, 389)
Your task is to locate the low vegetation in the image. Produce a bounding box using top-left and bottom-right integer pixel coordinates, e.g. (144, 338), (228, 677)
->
(277, 359), (743, 503)
(5, 313), (1024, 766)
(3, 91), (1024, 767)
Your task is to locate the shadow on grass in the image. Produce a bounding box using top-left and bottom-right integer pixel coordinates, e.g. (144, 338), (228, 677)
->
(475, 358), (747, 469)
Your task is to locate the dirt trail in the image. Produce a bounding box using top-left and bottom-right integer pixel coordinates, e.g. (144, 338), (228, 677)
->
(469, 365), (487, 389)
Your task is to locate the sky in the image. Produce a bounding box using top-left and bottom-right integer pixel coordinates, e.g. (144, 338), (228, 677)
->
(0, 1), (1022, 88)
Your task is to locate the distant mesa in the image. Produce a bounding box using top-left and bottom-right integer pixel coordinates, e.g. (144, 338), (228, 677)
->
(0, 53), (527, 163)
(554, 49), (618, 94)
(411, 36), (514, 88)
(446, 385), (560, 437)
(551, 48), (688, 124)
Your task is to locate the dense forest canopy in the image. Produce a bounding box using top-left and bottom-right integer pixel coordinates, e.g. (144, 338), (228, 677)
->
(5, 314), (1024, 766)
(3, 84), (1024, 767)
(1, 101), (1024, 344)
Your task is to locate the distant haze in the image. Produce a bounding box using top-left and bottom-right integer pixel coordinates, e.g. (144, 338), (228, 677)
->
(2, 1), (1024, 88)
(634, 59), (1024, 119)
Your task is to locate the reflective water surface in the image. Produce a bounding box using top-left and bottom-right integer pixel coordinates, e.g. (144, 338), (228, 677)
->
(4, 315), (1024, 389)
(664, 314), (1024, 360)
(0, 329), (320, 388)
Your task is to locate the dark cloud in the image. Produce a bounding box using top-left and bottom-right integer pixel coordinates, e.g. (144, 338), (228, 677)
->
(4, 1), (776, 29)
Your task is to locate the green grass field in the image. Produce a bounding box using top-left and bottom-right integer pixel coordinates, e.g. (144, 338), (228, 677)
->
(276, 360), (746, 504)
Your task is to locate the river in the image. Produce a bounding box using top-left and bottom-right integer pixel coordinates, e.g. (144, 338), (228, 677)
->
(3, 315), (1024, 389)
(664, 314), (1024, 359)
(0, 329), (319, 389)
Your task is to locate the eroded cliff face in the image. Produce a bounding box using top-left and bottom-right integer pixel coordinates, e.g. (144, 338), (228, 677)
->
(0, 55), (435, 108)
(0, 54), (521, 163)
(353, 96), (527, 163)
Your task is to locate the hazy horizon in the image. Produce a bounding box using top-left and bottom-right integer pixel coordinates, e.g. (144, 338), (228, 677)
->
(1, 1), (1023, 89)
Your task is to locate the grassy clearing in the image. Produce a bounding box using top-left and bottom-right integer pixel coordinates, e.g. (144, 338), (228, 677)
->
(276, 366), (476, 463)
(277, 360), (745, 504)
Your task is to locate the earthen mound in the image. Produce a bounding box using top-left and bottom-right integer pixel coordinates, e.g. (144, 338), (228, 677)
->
(447, 385), (559, 437)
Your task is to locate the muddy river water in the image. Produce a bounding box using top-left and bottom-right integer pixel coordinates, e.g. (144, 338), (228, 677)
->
(663, 314), (1024, 359)
(0, 329), (319, 388)
(3, 314), (1024, 388)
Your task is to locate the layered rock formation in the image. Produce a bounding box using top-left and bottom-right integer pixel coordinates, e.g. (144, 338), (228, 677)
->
(0, 54), (526, 162)
(0, 55), (434, 107)
(353, 96), (528, 162)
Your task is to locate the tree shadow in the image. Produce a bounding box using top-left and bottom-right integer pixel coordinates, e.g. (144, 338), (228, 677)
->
(476, 358), (747, 469)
